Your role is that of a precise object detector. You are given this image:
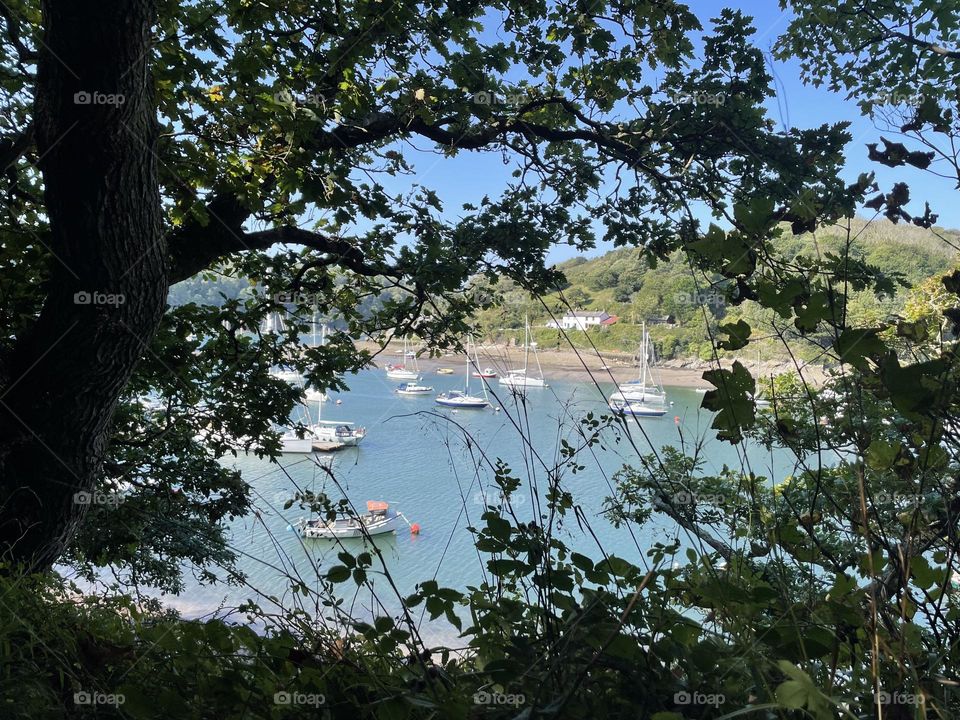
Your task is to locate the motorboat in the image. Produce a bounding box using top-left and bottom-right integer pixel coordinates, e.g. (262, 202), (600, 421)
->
(304, 388), (328, 403)
(396, 382), (434, 395)
(472, 367), (498, 378)
(278, 431), (316, 453)
(297, 501), (399, 539)
(311, 420), (366, 446)
(437, 368), (454, 375)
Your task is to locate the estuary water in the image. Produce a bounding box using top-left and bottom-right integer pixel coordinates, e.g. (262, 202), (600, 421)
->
(162, 367), (802, 638)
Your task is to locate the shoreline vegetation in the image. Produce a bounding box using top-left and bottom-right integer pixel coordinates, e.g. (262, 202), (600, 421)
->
(358, 340), (828, 388)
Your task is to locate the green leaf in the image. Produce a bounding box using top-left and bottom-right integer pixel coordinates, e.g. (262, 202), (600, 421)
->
(701, 361), (756, 442)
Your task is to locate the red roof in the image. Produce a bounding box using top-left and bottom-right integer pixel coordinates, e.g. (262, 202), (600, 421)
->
(600, 315), (619, 325)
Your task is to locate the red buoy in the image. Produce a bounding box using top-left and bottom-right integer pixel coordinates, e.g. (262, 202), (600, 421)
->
(410, 523), (421, 535)
(674, 416), (680, 424)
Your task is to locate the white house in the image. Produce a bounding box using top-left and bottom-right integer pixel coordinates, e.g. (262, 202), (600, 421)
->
(547, 311), (615, 330)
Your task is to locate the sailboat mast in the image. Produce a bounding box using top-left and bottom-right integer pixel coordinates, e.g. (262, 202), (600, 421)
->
(640, 321), (648, 389)
(523, 316), (530, 373)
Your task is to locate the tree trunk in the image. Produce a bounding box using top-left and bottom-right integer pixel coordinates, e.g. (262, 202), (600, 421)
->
(0, 0), (166, 571)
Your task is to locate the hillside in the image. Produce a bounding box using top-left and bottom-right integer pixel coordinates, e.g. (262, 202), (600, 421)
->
(473, 218), (960, 361)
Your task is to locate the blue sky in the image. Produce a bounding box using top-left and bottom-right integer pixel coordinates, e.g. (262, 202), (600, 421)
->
(365, 2), (958, 264)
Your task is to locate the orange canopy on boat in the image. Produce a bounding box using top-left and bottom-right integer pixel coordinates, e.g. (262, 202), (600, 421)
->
(366, 501), (389, 513)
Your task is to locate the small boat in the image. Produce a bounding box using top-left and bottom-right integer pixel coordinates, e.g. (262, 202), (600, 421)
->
(311, 420), (366, 446)
(752, 349), (771, 408)
(396, 382), (434, 395)
(387, 337), (420, 379)
(499, 317), (547, 389)
(612, 323), (666, 406)
(270, 368), (301, 383)
(435, 389), (489, 408)
(472, 368), (498, 378)
(278, 432), (316, 453)
(609, 397), (667, 417)
(304, 388), (328, 403)
(438, 342), (490, 408)
(385, 364), (419, 380)
(297, 501), (399, 539)
(437, 368), (454, 375)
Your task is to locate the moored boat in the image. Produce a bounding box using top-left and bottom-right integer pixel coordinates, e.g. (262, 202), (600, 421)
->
(498, 317), (547, 390)
(311, 420), (366, 446)
(297, 501), (399, 539)
(396, 382), (434, 395)
(435, 390), (489, 408)
(610, 322), (666, 411)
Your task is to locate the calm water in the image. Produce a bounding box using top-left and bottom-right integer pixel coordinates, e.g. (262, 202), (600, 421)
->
(161, 367), (800, 636)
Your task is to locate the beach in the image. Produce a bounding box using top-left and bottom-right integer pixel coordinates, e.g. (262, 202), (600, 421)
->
(356, 341), (826, 388)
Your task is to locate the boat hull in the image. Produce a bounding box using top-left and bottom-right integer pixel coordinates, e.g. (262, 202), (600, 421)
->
(609, 401), (667, 417)
(279, 436), (315, 453)
(500, 375), (546, 388)
(298, 515), (397, 539)
(396, 386), (433, 395)
(386, 370), (419, 380)
(435, 395), (488, 408)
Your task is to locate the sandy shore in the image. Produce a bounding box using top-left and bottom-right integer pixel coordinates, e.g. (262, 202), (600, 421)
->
(356, 341), (826, 389)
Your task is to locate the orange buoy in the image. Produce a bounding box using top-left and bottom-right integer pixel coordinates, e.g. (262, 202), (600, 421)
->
(674, 416), (680, 424)
(410, 523), (421, 535)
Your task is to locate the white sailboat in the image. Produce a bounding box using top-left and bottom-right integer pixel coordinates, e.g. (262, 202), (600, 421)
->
(609, 322), (667, 417)
(303, 318), (328, 402)
(752, 348), (771, 408)
(386, 336), (419, 380)
(436, 342), (489, 408)
(499, 317), (547, 389)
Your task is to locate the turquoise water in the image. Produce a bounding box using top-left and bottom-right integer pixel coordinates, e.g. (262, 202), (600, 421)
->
(163, 368), (798, 636)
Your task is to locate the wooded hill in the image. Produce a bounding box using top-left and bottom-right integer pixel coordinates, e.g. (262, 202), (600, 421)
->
(472, 217), (960, 361)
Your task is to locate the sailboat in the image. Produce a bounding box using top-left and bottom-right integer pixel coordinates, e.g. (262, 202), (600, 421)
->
(436, 342), (489, 408)
(609, 323), (667, 417)
(386, 336), (419, 380)
(303, 317), (328, 403)
(499, 317), (547, 389)
(752, 348), (771, 408)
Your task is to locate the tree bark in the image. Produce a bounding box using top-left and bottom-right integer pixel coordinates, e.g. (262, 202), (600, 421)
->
(0, 0), (165, 571)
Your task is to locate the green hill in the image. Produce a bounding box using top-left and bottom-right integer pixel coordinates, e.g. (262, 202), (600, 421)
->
(473, 218), (960, 361)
